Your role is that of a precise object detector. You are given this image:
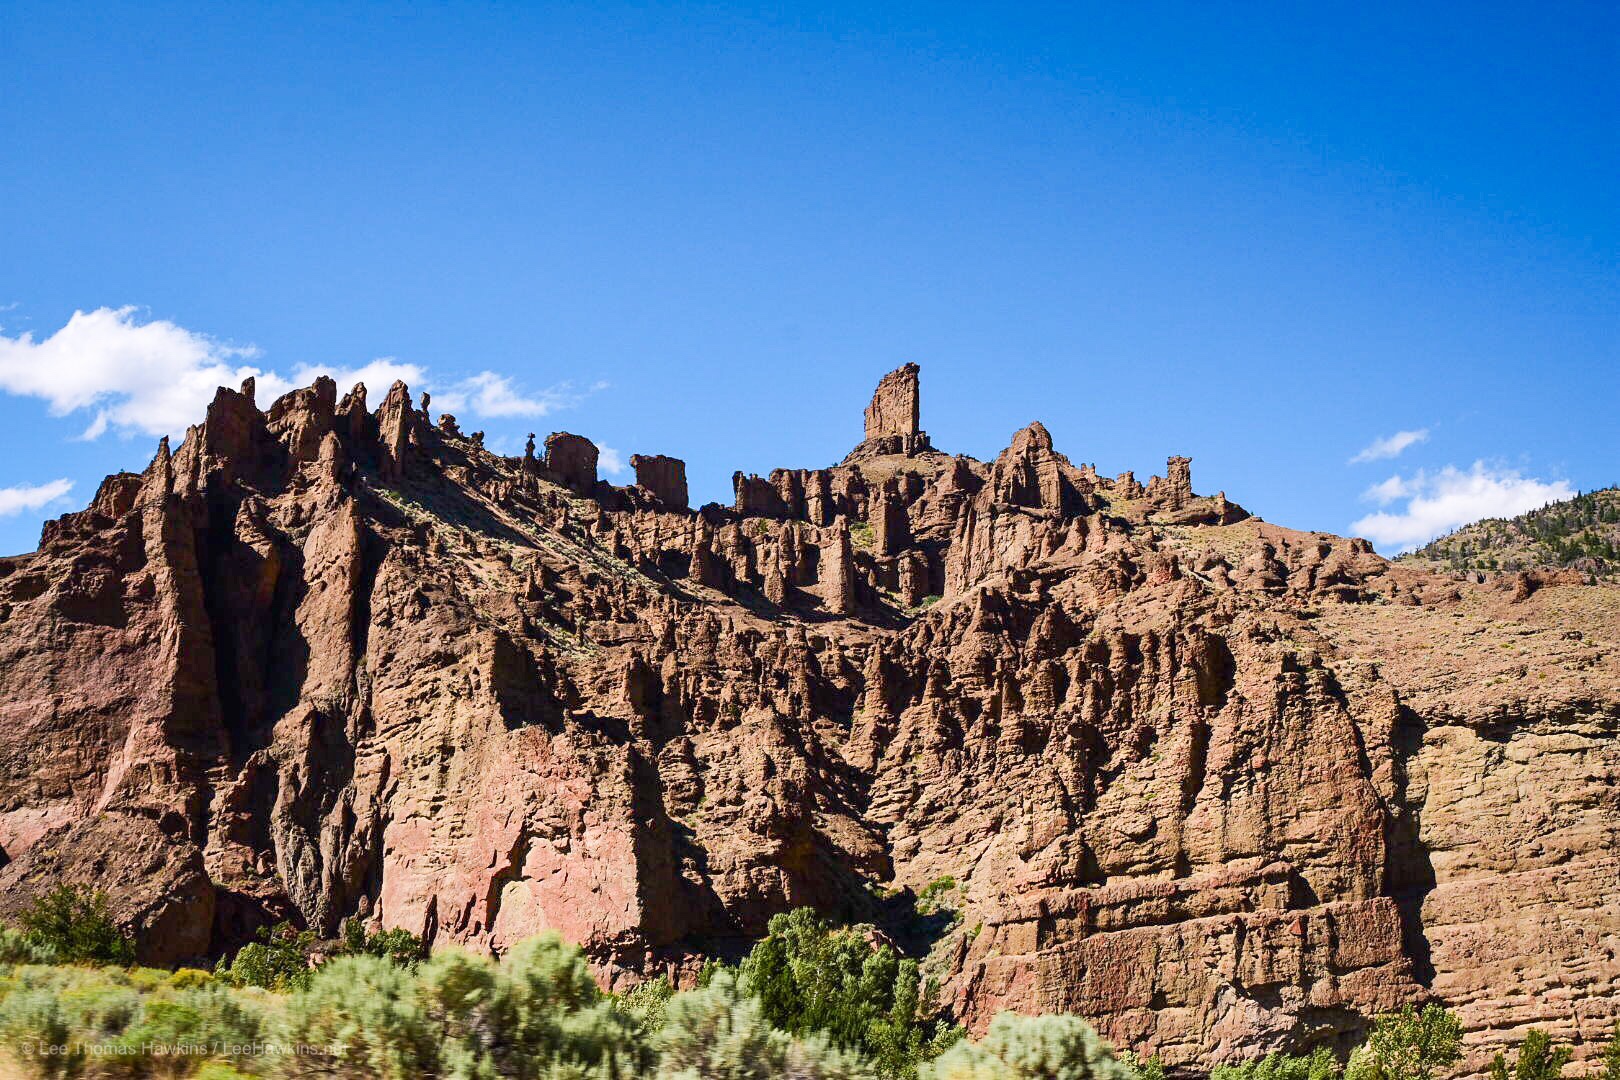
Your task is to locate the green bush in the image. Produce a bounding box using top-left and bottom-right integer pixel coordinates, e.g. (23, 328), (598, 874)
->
(738, 908), (961, 1077)
(169, 967), (217, 990)
(1214, 1047), (1340, 1080)
(275, 934), (649, 1080)
(1488, 1029), (1572, 1080)
(338, 918), (426, 966)
(491, 933), (649, 1077)
(1120, 1051), (1166, 1080)
(655, 970), (878, 1079)
(111, 984), (267, 1072)
(1603, 1022), (1620, 1080)
(0, 926), (59, 965)
(216, 922), (318, 991)
(53, 975), (141, 1040)
(922, 1013), (1134, 1080)
(615, 974), (675, 1035)
(15, 885), (136, 966)
(275, 953), (436, 1079)
(0, 963), (268, 1078)
(0, 984), (75, 1078)
(914, 878), (958, 917)
(1346, 1004), (1463, 1080)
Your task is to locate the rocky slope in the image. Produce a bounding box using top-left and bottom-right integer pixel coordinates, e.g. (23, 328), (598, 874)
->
(0, 365), (1614, 1074)
(1403, 487), (1620, 581)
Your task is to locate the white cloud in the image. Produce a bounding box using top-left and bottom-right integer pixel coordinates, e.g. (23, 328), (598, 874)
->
(1362, 474), (1412, 506)
(0, 307), (593, 439)
(278, 359), (428, 405)
(598, 446), (626, 475)
(0, 307), (264, 439)
(1349, 428), (1429, 464)
(432, 371), (588, 420)
(1350, 461), (1574, 552)
(0, 479), (73, 517)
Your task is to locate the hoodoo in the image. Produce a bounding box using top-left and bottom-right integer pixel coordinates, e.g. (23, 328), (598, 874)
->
(0, 364), (1614, 1076)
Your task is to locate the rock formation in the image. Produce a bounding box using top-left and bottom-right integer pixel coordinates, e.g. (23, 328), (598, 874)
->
(544, 431), (598, 492)
(631, 454), (689, 511)
(851, 362), (932, 458)
(0, 364), (1614, 1078)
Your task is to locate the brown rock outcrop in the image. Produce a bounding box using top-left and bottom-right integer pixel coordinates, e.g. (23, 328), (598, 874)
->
(631, 454), (689, 510)
(850, 362), (932, 458)
(545, 432), (599, 492)
(0, 363), (1614, 1077)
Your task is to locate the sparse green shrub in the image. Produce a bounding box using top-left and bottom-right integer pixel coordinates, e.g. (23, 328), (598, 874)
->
(53, 974), (141, 1040)
(616, 974), (675, 1035)
(1121, 1051), (1167, 1080)
(168, 967), (217, 990)
(415, 946), (500, 1047)
(110, 983), (267, 1072)
(1488, 1029), (1572, 1080)
(275, 954), (436, 1079)
(922, 1012), (1134, 1080)
(655, 970), (878, 1079)
(339, 918), (426, 966)
(493, 933), (649, 1076)
(216, 921), (317, 991)
(1346, 1004), (1463, 1080)
(0, 984), (75, 1078)
(15, 885), (136, 965)
(1603, 1022), (1620, 1080)
(0, 925), (59, 965)
(1213, 1047), (1340, 1080)
(738, 908), (961, 1077)
(915, 878), (958, 917)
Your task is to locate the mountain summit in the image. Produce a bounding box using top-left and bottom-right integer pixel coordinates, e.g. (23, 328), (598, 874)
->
(0, 365), (1615, 1074)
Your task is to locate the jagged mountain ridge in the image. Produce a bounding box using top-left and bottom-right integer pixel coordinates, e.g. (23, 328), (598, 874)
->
(0, 364), (1615, 1075)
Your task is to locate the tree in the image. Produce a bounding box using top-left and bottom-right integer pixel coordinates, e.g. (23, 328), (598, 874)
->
(615, 974), (675, 1035)
(655, 970), (878, 1080)
(16, 885), (136, 965)
(339, 917), (426, 965)
(1347, 1004), (1463, 1080)
(275, 954), (436, 1079)
(1214, 1048), (1340, 1080)
(214, 921), (317, 990)
(737, 908), (961, 1077)
(1488, 1029), (1571, 1080)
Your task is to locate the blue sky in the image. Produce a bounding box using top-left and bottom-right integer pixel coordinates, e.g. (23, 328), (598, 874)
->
(1, 2), (1614, 555)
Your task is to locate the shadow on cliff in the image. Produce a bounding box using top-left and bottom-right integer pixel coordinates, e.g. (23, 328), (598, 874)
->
(1384, 704), (1437, 986)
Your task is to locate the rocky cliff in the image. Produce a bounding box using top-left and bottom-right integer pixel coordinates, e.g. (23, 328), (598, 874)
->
(0, 366), (1614, 1074)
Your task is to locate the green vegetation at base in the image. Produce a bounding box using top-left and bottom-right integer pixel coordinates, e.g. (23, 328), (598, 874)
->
(923, 1013), (1135, 1080)
(914, 877), (958, 918)
(1346, 1004), (1463, 1080)
(1487, 1029), (1571, 1080)
(7, 886), (136, 967)
(732, 907), (963, 1077)
(0, 899), (1587, 1080)
(1214, 1047), (1340, 1080)
(214, 918), (426, 992)
(1604, 1022), (1620, 1080)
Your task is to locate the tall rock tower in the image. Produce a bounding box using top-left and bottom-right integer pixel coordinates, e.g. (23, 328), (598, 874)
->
(850, 362), (931, 459)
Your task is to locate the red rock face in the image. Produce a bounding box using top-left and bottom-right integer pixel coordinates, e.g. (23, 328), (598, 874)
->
(0, 367), (1615, 1075)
